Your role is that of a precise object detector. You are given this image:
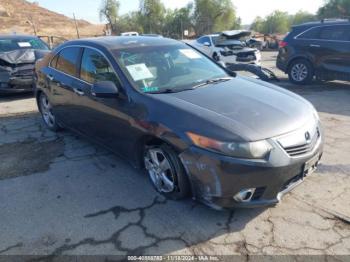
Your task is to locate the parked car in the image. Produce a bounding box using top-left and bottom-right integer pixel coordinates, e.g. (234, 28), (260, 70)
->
(246, 38), (266, 51)
(121, 32), (139, 36)
(191, 30), (261, 66)
(35, 36), (323, 209)
(141, 34), (163, 38)
(0, 34), (50, 94)
(277, 19), (350, 84)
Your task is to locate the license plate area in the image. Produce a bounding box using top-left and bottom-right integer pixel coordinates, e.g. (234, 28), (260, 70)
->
(303, 154), (320, 176)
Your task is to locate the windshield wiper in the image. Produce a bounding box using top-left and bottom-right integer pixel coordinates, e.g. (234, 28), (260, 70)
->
(146, 88), (193, 94)
(192, 77), (233, 89)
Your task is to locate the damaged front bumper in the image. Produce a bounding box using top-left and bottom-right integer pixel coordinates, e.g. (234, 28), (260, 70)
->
(0, 69), (35, 93)
(180, 144), (323, 210)
(220, 51), (261, 66)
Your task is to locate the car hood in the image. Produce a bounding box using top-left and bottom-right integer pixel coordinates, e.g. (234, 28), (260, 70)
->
(151, 77), (315, 142)
(0, 49), (49, 65)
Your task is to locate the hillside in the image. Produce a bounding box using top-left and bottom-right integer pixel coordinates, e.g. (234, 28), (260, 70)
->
(0, 0), (104, 39)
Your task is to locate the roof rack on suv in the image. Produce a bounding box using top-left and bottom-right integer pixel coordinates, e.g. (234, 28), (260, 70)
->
(321, 17), (350, 23)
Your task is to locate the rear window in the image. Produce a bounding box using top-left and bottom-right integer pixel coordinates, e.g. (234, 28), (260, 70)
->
(0, 38), (49, 52)
(297, 27), (321, 39)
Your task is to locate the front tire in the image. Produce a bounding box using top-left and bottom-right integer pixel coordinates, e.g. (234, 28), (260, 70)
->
(144, 144), (190, 200)
(288, 59), (314, 85)
(38, 92), (60, 132)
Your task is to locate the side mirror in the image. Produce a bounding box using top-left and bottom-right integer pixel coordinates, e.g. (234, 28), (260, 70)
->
(92, 81), (119, 98)
(203, 42), (211, 47)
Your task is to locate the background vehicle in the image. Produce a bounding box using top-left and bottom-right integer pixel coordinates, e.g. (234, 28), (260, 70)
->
(277, 19), (350, 85)
(35, 36), (322, 209)
(121, 32), (139, 36)
(191, 30), (261, 66)
(246, 38), (267, 51)
(0, 34), (49, 94)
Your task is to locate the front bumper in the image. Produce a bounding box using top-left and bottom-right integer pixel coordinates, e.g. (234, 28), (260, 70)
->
(180, 136), (323, 210)
(0, 72), (34, 94)
(220, 51), (261, 66)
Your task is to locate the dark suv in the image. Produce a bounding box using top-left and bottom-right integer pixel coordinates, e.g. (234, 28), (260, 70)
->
(277, 19), (350, 84)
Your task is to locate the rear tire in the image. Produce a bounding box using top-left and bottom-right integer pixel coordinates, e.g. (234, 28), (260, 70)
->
(144, 144), (190, 200)
(288, 59), (314, 85)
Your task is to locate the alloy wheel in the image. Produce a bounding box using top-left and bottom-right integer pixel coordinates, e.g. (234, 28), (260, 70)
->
(291, 63), (308, 82)
(40, 93), (56, 128)
(144, 148), (176, 193)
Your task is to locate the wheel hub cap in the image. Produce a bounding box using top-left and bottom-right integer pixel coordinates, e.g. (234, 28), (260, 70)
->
(40, 95), (55, 127)
(144, 148), (175, 193)
(291, 63), (308, 82)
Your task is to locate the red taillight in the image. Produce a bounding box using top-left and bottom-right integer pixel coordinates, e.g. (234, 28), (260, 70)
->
(279, 41), (288, 48)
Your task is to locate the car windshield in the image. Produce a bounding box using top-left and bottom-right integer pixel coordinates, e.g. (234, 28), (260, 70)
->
(0, 38), (49, 52)
(113, 44), (229, 93)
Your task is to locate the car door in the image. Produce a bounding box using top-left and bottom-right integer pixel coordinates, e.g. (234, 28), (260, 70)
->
(317, 25), (350, 77)
(69, 47), (137, 155)
(46, 46), (82, 126)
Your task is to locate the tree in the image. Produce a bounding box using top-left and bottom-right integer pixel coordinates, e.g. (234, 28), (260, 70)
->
(290, 10), (316, 26)
(163, 6), (193, 38)
(264, 11), (290, 34)
(318, 0), (350, 18)
(100, 0), (120, 34)
(193, 0), (240, 35)
(139, 0), (166, 34)
(250, 16), (265, 32)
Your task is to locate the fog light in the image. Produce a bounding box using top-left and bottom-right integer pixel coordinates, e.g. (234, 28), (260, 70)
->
(233, 188), (256, 203)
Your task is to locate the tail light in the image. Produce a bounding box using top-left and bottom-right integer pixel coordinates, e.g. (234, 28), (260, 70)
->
(279, 41), (288, 48)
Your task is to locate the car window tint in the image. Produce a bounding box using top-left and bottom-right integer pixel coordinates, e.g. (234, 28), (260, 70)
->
(50, 54), (59, 68)
(56, 47), (80, 76)
(197, 36), (211, 45)
(298, 27), (321, 39)
(80, 48), (119, 85)
(319, 26), (349, 41)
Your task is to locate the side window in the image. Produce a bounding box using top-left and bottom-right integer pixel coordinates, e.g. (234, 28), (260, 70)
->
(80, 48), (119, 85)
(50, 54), (59, 68)
(56, 47), (80, 76)
(197, 36), (211, 45)
(319, 26), (349, 41)
(298, 27), (321, 39)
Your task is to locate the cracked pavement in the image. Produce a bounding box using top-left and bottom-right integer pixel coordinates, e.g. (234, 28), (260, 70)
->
(0, 52), (349, 257)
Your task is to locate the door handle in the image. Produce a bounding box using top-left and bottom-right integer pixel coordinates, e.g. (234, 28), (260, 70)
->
(310, 44), (321, 48)
(47, 74), (54, 81)
(73, 88), (85, 96)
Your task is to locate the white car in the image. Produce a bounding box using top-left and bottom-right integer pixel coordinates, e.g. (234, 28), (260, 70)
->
(191, 30), (261, 66)
(121, 32), (139, 36)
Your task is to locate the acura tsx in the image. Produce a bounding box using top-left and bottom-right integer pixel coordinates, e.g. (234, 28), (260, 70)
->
(35, 36), (323, 209)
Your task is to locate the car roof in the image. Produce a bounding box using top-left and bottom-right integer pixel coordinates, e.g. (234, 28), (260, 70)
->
(293, 19), (350, 29)
(60, 36), (182, 50)
(0, 34), (40, 40)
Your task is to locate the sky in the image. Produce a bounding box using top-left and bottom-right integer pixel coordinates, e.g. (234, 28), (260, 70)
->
(27, 0), (324, 25)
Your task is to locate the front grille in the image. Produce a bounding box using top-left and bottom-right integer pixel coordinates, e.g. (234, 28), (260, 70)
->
(283, 129), (320, 157)
(236, 52), (256, 62)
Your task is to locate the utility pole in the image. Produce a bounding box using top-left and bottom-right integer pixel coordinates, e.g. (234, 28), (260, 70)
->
(26, 15), (37, 35)
(181, 19), (183, 40)
(73, 13), (80, 39)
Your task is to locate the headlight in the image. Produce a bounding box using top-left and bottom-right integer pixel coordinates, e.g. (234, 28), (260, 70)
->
(312, 108), (320, 121)
(187, 132), (272, 159)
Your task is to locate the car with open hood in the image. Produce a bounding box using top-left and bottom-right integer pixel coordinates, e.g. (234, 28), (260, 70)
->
(0, 34), (49, 94)
(35, 36), (323, 209)
(191, 30), (261, 66)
